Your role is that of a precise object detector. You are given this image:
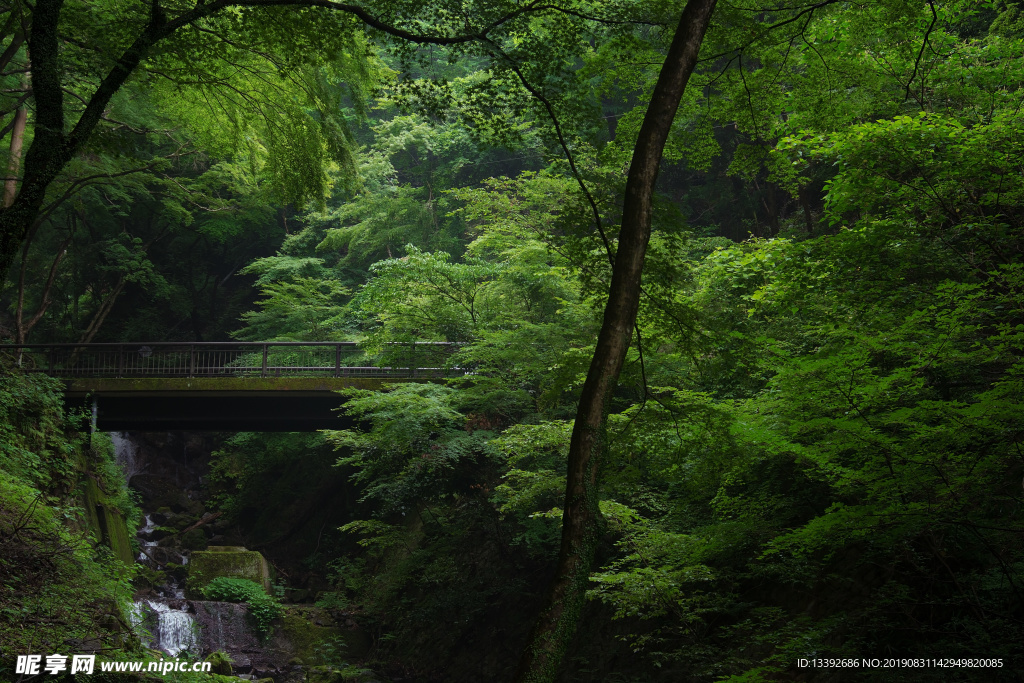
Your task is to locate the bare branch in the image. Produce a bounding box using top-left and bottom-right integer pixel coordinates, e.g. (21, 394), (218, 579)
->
(485, 40), (615, 267)
(905, 0), (938, 103)
(697, 0), (844, 64)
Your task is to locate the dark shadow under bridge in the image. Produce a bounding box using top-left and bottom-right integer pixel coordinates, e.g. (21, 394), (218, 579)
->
(1, 342), (460, 431)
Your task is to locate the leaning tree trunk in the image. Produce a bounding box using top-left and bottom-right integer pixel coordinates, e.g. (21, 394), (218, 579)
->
(3, 83), (28, 208)
(513, 0), (718, 680)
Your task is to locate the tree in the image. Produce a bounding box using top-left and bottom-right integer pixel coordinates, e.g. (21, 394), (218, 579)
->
(0, 0), (566, 280)
(514, 0), (718, 679)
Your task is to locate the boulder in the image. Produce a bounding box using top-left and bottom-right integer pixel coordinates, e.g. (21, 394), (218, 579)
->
(187, 547), (272, 598)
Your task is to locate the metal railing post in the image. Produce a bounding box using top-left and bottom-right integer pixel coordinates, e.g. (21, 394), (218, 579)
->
(47, 348), (53, 376)
(410, 341), (416, 378)
(261, 344), (268, 378)
(189, 345), (195, 377)
(335, 344), (341, 378)
(117, 345), (125, 377)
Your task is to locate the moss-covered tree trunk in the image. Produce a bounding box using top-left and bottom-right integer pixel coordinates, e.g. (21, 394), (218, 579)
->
(513, 1), (718, 680)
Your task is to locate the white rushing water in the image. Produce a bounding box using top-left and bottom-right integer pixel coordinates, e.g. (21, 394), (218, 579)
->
(111, 432), (143, 482)
(142, 600), (198, 657)
(137, 514), (159, 562)
(120, 433), (202, 659)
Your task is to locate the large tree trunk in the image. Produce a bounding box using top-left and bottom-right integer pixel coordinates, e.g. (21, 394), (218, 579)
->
(3, 79), (28, 208)
(0, 0), (178, 279)
(0, 0), (572, 281)
(0, 0), (70, 280)
(513, 1), (718, 680)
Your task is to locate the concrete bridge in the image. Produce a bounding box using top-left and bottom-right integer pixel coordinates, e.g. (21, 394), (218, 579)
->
(1, 342), (458, 431)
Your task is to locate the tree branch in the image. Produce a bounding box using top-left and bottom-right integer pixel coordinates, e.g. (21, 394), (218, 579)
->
(905, 0), (937, 103)
(485, 39), (615, 267)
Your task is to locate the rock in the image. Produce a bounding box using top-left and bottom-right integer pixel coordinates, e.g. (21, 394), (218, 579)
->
(150, 547), (175, 565)
(165, 563), (187, 582)
(181, 528), (208, 551)
(81, 478), (134, 564)
(203, 651), (232, 675)
(168, 514), (196, 531)
(133, 567), (167, 589)
(193, 602), (264, 664)
(306, 666), (343, 683)
(187, 547), (272, 598)
(131, 474), (191, 512)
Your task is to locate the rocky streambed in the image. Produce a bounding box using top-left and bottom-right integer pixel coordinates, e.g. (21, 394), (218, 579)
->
(115, 432), (375, 682)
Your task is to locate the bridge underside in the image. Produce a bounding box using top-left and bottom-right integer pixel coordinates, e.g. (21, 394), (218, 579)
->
(65, 377), (396, 431)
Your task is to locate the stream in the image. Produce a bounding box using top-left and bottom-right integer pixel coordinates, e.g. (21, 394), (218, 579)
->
(112, 431), (371, 682)
(116, 432), (202, 660)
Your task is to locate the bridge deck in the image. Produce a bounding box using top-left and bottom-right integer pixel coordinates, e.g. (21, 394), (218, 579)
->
(2, 342), (459, 431)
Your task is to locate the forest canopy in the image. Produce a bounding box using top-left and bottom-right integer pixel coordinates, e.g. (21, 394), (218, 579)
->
(2, 0), (1023, 681)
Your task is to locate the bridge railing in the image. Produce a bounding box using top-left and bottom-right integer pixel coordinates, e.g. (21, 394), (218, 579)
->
(0, 342), (461, 379)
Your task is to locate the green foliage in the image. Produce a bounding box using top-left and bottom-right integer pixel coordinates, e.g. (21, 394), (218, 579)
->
(8, 1), (1023, 679)
(328, 383), (491, 513)
(88, 432), (142, 529)
(357, 246), (504, 344)
(202, 577), (283, 637)
(578, 52), (1024, 671)
(190, 4), (1024, 676)
(206, 432), (341, 545)
(0, 368), (79, 488)
(0, 371), (138, 672)
(236, 277), (351, 341)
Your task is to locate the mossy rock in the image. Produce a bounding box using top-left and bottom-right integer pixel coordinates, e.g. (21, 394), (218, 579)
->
(164, 562), (187, 582)
(306, 665), (378, 683)
(187, 547), (272, 598)
(307, 668), (344, 683)
(169, 514), (197, 531)
(133, 566), (168, 589)
(204, 651), (233, 675)
(276, 610), (342, 663)
(149, 525), (175, 540)
(81, 477), (134, 565)
(181, 528), (208, 551)
(102, 506), (134, 565)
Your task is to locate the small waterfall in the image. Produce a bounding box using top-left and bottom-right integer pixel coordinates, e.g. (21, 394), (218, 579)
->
(140, 600), (198, 657)
(131, 502), (197, 656)
(137, 514), (159, 563)
(111, 432), (143, 482)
